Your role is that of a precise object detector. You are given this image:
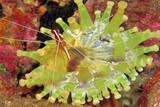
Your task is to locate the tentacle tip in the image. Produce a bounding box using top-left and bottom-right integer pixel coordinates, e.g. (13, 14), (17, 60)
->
(156, 31), (160, 35)
(72, 100), (82, 106)
(74, 0), (82, 4)
(19, 79), (26, 87)
(114, 93), (121, 99)
(59, 2), (65, 7)
(123, 15), (128, 21)
(102, 91), (110, 99)
(124, 86), (131, 91)
(104, 95), (110, 99)
(133, 26), (138, 32)
(120, 27), (124, 31)
(17, 50), (22, 57)
(40, 27), (43, 31)
(147, 57), (153, 65)
(25, 74), (31, 78)
(107, 1), (115, 6)
(99, 97), (103, 101)
(153, 45), (159, 51)
(93, 99), (100, 105)
(131, 77), (136, 81)
(68, 17), (76, 23)
(94, 10), (101, 16)
(145, 29), (151, 32)
(137, 67), (143, 72)
(48, 97), (56, 103)
(40, 27), (46, 33)
(87, 97), (92, 102)
(135, 72), (138, 76)
(117, 87), (123, 91)
(56, 18), (63, 23)
(36, 94), (42, 100)
(118, 1), (128, 9)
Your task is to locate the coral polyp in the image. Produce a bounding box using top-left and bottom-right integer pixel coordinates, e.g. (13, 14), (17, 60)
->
(17, 0), (160, 106)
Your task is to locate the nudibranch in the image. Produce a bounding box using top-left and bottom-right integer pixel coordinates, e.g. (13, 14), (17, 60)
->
(17, 0), (160, 106)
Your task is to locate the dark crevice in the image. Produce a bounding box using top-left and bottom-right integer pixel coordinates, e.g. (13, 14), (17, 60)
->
(37, 0), (77, 48)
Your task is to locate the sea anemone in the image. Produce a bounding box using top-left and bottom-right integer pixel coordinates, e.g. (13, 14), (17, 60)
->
(17, 0), (160, 106)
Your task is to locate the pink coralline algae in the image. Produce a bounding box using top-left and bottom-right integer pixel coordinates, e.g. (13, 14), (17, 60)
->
(10, 8), (38, 41)
(126, 12), (160, 31)
(125, 0), (160, 31)
(0, 45), (18, 74)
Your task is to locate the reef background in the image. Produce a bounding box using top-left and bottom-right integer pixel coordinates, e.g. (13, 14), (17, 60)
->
(0, 0), (160, 107)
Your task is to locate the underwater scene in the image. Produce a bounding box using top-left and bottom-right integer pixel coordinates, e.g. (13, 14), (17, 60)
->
(0, 0), (160, 107)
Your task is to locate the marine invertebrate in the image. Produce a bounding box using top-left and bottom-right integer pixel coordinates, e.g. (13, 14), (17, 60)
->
(17, 0), (160, 106)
